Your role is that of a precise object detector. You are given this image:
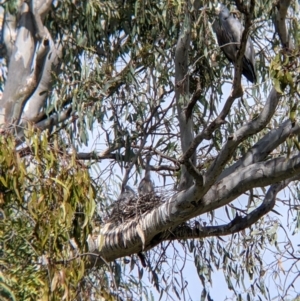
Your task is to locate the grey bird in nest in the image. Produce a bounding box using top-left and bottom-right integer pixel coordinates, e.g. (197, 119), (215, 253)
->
(118, 185), (136, 202)
(138, 153), (154, 196)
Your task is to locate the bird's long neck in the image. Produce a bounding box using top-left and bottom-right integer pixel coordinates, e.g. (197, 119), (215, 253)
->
(144, 156), (151, 180)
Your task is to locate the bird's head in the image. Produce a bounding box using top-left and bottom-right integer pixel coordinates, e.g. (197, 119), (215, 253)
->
(124, 185), (134, 193)
(215, 3), (230, 18)
(146, 153), (152, 164)
(123, 185), (136, 198)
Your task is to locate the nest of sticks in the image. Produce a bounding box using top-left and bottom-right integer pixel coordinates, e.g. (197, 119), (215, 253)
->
(107, 193), (163, 225)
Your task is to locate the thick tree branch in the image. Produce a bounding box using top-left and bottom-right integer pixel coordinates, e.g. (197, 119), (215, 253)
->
(20, 36), (62, 123)
(165, 181), (289, 240)
(16, 107), (72, 141)
(1, 10), (17, 63)
(199, 155), (300, 216)
(0, 3), (35, 126)
(175, 10), (197, 190)
(219, 119), (300, 181)
(29, 0), (52, 40)
(35, 107), (72, 131)
(90, 152), (300, 263)
(204, 87), (280, 188)
(273, 0), (293, 49)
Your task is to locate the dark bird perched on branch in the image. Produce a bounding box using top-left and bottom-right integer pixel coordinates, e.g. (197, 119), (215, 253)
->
(138, 153), (154, 196)
(212, 3), (257, 83)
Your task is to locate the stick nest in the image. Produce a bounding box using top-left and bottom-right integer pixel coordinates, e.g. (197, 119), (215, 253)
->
(107, 193), (163, 225)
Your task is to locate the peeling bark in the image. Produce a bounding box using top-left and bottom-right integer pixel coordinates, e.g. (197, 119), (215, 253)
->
(0, 3), (35, 126)
(21, 35), (62, 123)
(0, 1), (63, 132)
(1, 10), (17, 64)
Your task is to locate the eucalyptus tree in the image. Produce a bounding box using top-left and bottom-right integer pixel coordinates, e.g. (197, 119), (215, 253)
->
(0, 0), (300, 300)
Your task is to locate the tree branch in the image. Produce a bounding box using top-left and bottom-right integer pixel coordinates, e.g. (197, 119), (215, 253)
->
(26, 107), (72, 134)
(204, 87), (280, 188)
(1, 10), (17, 63)
(232, 0), (255, 94)
(0, 3), (36, 126)
(163, 181), (288, 240)
(175, 8), (197, 190)
(181, 1), (257, 164)
(90, 152), (300, 263)
(29, 0), (52, 40)
(20, 33), (62, 124)
(273, 0), (293, 49)
(219, 119), (300, 181)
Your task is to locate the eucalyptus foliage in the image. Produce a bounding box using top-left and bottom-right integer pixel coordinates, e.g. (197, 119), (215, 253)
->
(0, 0), (300, 301)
